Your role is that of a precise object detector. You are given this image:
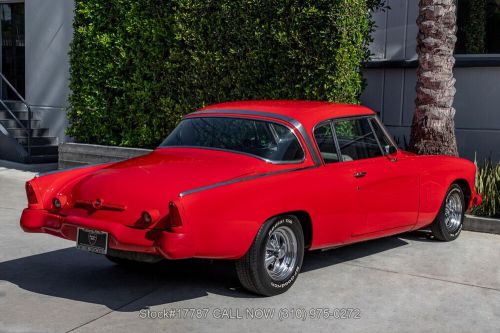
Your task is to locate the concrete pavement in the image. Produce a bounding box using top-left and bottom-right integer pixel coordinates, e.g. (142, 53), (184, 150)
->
(0, 166), (499, 333)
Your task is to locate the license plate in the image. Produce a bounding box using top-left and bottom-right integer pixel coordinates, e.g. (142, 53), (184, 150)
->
(76, 228), (108, 254)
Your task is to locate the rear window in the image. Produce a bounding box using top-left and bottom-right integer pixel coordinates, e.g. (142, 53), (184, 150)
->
(160, 117), (305, 163)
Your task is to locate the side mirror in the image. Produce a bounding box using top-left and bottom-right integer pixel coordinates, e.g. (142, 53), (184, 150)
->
(385, 145), (398, 162)
(388, 145), (398, 155)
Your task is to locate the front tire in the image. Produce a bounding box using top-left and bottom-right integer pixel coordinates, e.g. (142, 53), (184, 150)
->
(430, 184), (465, 241)
(236, 215), (304, 296)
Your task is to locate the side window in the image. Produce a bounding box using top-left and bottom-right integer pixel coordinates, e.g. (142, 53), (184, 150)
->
(313, 122), (340, 163)
(333, 118), (383, 161)
(370, 118), (397, 155)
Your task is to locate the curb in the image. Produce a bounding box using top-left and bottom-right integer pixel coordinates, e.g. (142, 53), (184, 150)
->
(58, 143), (152, 169)
(464, 214), (500, 235)
(0, 159), (58, 173)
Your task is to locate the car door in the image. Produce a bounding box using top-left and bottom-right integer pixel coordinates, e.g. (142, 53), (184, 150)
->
(332, 116), (420, 236)
(311, 121), (361, 246)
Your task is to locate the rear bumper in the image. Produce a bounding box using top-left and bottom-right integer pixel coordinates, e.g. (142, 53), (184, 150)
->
(20, 208), (195, 259)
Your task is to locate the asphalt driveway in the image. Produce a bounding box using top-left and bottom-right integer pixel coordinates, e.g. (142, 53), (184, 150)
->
(0, 163), (499, 333)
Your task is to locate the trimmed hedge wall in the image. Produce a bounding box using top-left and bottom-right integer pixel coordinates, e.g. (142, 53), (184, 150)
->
(69, 0), (383, 148)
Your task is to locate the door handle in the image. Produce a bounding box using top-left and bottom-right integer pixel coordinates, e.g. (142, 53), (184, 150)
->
(354, 171), (367, 178)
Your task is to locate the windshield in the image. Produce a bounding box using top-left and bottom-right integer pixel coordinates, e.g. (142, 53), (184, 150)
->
(160, 117), (305, 163)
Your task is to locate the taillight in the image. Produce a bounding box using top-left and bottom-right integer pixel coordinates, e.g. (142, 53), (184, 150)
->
(25, 182), (38, 205)
(167, 201), (183, 228)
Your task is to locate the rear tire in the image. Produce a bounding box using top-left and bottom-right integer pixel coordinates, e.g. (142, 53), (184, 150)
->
(236, 215), (304, 296)
(430, 184), (465, 241)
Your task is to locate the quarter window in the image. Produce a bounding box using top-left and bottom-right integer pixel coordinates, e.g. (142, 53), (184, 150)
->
(313, 122), (340, 164)
(333, 118), (383, 161)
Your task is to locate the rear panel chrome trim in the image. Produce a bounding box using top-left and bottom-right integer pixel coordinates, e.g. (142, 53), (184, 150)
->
(179, 166), (317, 197)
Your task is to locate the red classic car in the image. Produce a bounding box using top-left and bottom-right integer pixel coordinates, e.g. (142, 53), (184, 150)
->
(20, 101), (482, 296)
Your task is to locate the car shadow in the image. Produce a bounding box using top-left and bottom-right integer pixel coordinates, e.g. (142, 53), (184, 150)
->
(0, 231), (431, 311)
(301, 233), (415, 272)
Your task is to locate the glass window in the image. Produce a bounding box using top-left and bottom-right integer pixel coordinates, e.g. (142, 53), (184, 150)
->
(160, 117), (305, 162)
(333, 118), (383, 161)
(0, 3), (25, 99)
(313, 122), (340, 164)
(456, 0), (500, 54)
(369, 118), (396, 155)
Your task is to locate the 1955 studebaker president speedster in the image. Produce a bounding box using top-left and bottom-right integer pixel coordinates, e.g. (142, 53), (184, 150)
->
(20, 100), (482, 296)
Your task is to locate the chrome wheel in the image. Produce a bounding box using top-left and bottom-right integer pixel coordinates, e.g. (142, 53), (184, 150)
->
(264, 225), (298, 281)
(444, 190), (463, 233)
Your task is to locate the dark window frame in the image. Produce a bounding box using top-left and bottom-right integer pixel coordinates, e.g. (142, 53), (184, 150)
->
(313, 115), (398, 164)
(312, 120), (342, 164)
(368, 117), (398, 155)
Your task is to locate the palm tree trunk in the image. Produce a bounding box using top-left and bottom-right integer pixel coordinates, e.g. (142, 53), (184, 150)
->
(409, 0), (459, 156)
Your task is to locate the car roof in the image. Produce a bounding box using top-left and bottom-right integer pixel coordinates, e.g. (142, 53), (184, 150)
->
(198, 100), (375, 129)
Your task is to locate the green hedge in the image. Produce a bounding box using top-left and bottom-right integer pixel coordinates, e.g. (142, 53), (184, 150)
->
(464, 0), (486, 54)
(68, 0), (383, 148)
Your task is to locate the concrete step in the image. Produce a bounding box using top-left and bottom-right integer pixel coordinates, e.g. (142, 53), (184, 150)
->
(0, 100), (28, 112)
(0, 110), (35, 120)
(15, 136), (57, 146)
(0, 118), (41, 129)
(27, 154), (58, 164)
(25, 145), (58, 156)
(6, 128), (49, 137)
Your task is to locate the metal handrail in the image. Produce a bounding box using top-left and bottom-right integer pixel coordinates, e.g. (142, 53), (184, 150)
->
(0, 72), (32, 158)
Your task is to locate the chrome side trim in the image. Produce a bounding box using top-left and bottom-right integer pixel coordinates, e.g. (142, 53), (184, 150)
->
(187, 109), (322, 166)
(179, 166), (316, 197)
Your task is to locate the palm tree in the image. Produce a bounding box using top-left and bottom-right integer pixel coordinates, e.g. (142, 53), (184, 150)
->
(409, 0), (459, 156)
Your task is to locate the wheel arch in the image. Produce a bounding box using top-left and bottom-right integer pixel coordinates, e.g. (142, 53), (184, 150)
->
(452, 178), (471, 208)
(268, 210), (313, 249)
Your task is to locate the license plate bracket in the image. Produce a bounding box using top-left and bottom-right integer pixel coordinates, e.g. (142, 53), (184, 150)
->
(76, 228), (108, 254)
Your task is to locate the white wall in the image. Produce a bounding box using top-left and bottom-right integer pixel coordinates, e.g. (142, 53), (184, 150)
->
(25, 0), (74, 141)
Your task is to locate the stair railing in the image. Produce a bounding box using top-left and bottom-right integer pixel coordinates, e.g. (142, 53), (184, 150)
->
(0, 73), (32, 158)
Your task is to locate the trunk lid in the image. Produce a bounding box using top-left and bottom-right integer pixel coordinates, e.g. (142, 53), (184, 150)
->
(62, 148), (270, 226)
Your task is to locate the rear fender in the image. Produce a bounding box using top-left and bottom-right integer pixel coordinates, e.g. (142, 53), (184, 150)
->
(27, 164), (112, 210)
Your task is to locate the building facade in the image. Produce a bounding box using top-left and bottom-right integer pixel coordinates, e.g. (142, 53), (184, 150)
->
(362, 0), (500, 163)
(0, 0), (498, 163)
(0, 0), (73, 163)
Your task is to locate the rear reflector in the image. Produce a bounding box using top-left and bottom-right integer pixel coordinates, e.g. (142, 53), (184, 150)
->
(52, 195), (67, 210)
(53, 198), (62, 209)
(142, 211), (152, 224)
(141, 209), (159, 225)
(167, 201), (182, 228)
(25, 182), (38, 205)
